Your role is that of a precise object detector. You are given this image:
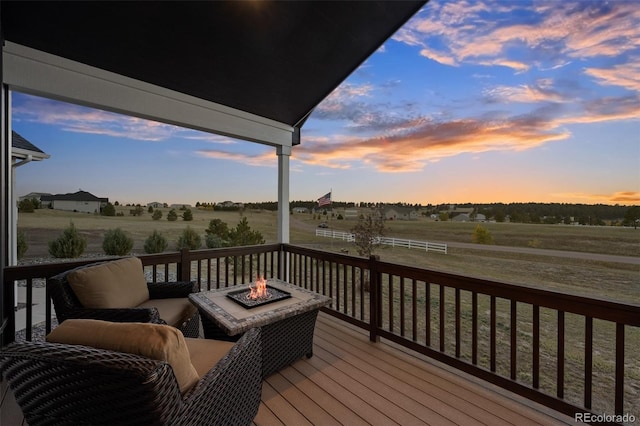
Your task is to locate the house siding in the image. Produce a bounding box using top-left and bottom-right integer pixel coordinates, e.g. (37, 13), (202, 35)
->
(53, 200), (102, 213)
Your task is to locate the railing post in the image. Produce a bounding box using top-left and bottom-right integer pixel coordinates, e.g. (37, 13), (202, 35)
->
(178, 248), (191, 282)
(369, 255), (380, 342)
(2, 276), (16, 346)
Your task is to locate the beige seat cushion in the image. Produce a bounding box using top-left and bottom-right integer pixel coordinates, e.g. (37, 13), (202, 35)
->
(185, 338), (235, 378)
(47, 319), (199, 394)
(67, 257), (150, 309)
(137, 298), (197, 328)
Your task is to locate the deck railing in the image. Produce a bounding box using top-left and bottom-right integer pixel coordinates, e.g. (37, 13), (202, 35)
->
(3, 243), (639, 423)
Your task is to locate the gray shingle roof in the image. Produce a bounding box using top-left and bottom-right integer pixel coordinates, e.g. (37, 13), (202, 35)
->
(41, 191), (108, 202)
(12, 131), (46, 154)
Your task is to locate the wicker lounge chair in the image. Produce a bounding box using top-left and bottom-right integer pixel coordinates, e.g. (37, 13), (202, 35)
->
(0, 323), (262, 426)
(48, 257), (200, 337)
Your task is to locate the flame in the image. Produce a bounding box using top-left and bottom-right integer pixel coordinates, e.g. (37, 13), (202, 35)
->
(248, 276), (268, 300)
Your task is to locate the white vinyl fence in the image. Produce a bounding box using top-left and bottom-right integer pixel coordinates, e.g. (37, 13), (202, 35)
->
(315, 229), (447, 254)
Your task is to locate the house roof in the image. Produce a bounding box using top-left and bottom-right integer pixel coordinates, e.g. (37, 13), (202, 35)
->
(41, 191), (108, 203)
(11, 131), (50, 160)
(1, 1), (426, 130)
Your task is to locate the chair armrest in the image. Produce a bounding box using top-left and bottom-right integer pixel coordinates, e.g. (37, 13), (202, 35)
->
(147, 281), (196, 299)
(62, 307), (164, 324)
(182, 328), (262, 425)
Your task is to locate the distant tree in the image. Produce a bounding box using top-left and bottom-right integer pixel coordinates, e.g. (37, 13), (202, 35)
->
(102, 202), (116, 216)
(182, 209), (193, 221)
(351, 208), (386, 291)
(228, 217), (265, 246)
(148, 205), (154, 213)
(144, 230), (168, 254)
(472, 225), (494, 245)
(438, 212), (449, 221)
(102, 228), (134, 255)
(176, 226), (201, 250)
(205, 219), (229, 238)
(624, 206), (640, 228)
(167, 209), (178, 221)
(18, 198), (35, 213)
(130, 205), (144, 216)
(48, 222), (87, 258)
(114, 201), (120, 206)
(152, 209), (162, 220)
(351, 208), (386, 258)
(30, 197), (41, 209)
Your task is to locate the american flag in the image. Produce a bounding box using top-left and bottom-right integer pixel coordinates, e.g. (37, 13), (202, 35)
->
(317, 192), (332, 207)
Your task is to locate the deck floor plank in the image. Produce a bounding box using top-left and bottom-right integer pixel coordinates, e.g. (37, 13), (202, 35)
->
(265, 372), (341, 426)
(279, 365), (368, 426)
(316, 313), (565, 426)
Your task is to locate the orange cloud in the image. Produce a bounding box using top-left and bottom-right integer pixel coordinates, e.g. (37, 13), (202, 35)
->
(295, 117), (570, 173)
(552, 191), (640, 204)
(584, 59), (640, 93)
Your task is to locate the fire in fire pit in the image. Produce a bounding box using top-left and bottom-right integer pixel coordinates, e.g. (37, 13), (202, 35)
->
(226, 277), (292, 309)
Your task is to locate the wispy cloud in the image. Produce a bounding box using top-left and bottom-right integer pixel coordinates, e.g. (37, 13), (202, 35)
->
(552, 191), (640, 204)
(483, 79), (571, 104)
(195, 149), (275, 167)
(399, 0), (640, 73)
(12, 95), (235, 144)
(584, 58), (640, 92)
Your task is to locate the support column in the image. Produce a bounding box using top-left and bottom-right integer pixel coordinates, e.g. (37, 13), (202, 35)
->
(276, 145), (291, 244)
(1, 81), (11, 344)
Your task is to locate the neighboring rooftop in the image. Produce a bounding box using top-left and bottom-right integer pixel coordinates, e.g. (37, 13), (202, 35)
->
(11, 130), (50, 160)
(41, 191), (108, 202)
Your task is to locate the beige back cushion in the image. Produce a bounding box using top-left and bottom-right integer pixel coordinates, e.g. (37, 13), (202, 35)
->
(67, 257), (150, 308)
(47, 319), (199, 394)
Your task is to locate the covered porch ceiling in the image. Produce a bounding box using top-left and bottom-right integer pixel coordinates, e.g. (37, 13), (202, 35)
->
(1, 1), (427, 145)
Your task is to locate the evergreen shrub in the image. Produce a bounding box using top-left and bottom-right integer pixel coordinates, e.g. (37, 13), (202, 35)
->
(102, 228), (134, 255)
(48, 222), (87, 258)
(144, 230), (168, 254)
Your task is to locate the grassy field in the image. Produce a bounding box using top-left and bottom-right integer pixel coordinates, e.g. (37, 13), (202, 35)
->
(17, 206), (640, 416)
(18, 207), (639, 303)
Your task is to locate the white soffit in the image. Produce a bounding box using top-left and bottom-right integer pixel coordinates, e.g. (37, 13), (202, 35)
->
(2, 42), (295, 147)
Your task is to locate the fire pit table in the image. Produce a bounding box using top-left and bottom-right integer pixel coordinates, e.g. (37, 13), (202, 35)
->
(188, 279), (332, 378)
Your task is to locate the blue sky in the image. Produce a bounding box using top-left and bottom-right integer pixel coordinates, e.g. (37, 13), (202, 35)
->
(13, 0), (640, 206)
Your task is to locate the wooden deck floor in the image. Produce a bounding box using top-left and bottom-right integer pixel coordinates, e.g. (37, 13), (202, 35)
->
(3, 313), (579, 425)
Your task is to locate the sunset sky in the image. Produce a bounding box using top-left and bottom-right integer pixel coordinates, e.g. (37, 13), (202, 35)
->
(12, 0), (640, 206)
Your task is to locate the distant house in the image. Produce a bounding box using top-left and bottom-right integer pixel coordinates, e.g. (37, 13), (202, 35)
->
(148, 202), (164, 209)
(452, 213), (487, 222)
(383, 206), (418, 220)
(292, 207), (309, 213)
(452, 213), (471, 222)
(217, 201), (244, 209)
(41, 191), (108, 214)
(170, 203), (192, 209)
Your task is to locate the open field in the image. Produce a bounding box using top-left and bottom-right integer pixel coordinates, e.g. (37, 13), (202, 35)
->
(17, 207), (640, 304)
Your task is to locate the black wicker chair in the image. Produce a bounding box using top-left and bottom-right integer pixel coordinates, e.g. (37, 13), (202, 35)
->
(48, 258), (200, 337)
(0, 328), (262, 426)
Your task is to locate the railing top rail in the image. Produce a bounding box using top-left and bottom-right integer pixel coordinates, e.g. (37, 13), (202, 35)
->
(4, 244), (284, 282)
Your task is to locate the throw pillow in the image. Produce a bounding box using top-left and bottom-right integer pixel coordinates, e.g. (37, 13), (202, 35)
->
(47, 319), (199, 394)
(67, 257), (150, 308)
